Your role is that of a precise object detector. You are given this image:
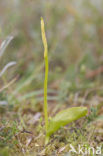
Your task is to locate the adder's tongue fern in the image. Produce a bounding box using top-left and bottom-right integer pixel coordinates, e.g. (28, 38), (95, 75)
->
(40, 17), (87, 144)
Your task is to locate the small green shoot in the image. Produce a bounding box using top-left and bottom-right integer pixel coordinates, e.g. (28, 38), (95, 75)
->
(41, 17), (88, 144)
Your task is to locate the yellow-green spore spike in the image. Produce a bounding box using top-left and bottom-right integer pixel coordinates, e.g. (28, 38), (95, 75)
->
(41, 17), (48, 58)
(41, 17), (49, 139)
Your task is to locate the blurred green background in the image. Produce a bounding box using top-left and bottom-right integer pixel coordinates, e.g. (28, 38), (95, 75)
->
(0, 0), (103, 104)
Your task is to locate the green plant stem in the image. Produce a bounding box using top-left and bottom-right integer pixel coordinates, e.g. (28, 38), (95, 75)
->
(41, 17), (49, 143)
(44, 54), (49, 133)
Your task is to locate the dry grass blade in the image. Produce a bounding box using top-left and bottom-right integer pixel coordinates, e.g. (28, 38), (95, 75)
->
(0, 36), (13, 58)
(0, 61), (16, 77)
(0, 76), (18, 93)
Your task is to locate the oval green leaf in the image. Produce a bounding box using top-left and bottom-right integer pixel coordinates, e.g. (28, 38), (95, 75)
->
(47, 107), (87, 137)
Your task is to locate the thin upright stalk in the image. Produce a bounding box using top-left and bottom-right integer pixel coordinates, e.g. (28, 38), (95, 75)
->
(44, 56), (49, 132)
(41, 17), (49, 134)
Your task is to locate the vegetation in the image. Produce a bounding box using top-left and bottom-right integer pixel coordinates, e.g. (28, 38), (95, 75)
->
(41, 17), (87, 144)
(0, 0), (103, 155)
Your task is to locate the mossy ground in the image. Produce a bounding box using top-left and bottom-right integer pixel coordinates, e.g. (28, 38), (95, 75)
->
(0, 92), (103, 156)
